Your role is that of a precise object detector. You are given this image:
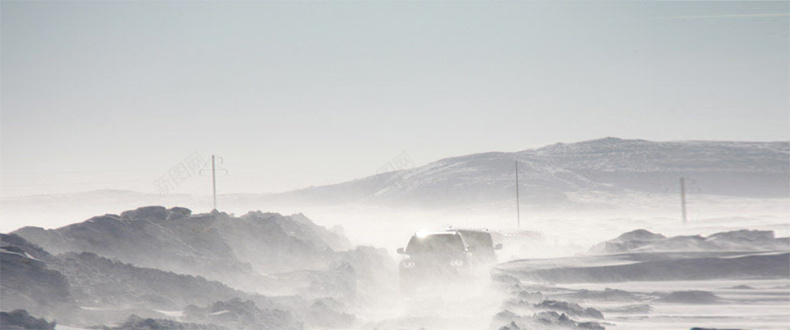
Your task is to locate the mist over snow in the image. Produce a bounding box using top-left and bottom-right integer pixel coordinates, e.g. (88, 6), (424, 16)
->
(2, 0), (788, 327)
(1, 138), (789, 329)
(3, 138), (788, 251)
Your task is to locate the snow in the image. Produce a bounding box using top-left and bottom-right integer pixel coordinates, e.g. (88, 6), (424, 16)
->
(3, 138), (789, 329)
(492, 262), (790, 329)
(154, 310), (183, 318)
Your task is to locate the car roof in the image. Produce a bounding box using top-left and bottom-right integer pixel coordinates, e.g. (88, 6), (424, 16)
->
(413, 231), (460, 237)
(447, 228), (490, 233)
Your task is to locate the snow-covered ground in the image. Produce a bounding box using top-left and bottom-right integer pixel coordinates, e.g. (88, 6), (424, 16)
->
(3, 191), (788, 329)
(565, 279), (790, 330)
(488, 271), (790, 329)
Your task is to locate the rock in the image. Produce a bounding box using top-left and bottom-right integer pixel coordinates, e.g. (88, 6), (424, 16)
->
(589, 229), (665, 253)
(108, 314), (226, 330)
(183, 298), (301, 330)
(534, 300), (604, 319)
(12, 208), (362, 290)
(498, 321), (521, 330)
(1, 233), (57, 262)
(2, 206), (397, 328)
(491, 272), (521, 286)
(120, 206), (169, 221)
(493, 309), (521, 322)
(0, 236), (75, 320)
(304, 298), (356, 328)
(618, 229), (665, 242)
(577, 321), (606, 329)
(53, 251), (245, 310)
(494, 310), (605, 330)
(0, 309), (56, 330)
(168, 207), (193, 218)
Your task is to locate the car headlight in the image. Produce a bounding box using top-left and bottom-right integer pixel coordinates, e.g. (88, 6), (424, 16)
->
(450, 259), (464, 267)
(402, 260), (415, 268)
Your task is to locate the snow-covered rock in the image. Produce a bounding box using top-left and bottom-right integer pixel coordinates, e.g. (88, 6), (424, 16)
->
(183, 298), (301, 330)
(0, 310), (56, 330)
(13, 207), (355, 290)
(590, 229), (790, 254)
(0, 236), (76, 322)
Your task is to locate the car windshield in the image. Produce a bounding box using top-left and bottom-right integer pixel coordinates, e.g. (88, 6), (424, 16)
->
(406, 234), (465, 255)
(458, 231), (493, 248)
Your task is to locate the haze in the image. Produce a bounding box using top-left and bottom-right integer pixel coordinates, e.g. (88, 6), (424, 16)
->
(2, 1), (788, 198)
(2, 2), (790, 329)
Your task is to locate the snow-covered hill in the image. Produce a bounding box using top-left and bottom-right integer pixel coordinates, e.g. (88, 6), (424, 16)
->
(263, 137), (789, 208)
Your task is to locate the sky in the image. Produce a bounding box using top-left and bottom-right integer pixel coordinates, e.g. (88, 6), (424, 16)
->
(1, 1), (788, 197)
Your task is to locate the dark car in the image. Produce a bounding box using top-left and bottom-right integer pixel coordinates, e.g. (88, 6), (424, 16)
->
(447, 228), (503, 265)
(396, 231), (473, 293)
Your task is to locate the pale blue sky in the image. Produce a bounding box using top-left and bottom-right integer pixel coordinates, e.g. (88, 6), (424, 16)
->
(1, 1), (788, 197)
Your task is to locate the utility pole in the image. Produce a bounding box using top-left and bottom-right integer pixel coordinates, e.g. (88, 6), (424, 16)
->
(211, 155), (217, 211)
(515, 161), (521, 229)
(680, 177), (687, 224)
(200, 154), (227, 212)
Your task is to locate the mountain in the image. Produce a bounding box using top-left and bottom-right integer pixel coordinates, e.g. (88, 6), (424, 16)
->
(261, 138), (789, 208)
